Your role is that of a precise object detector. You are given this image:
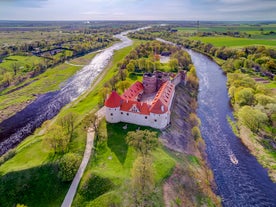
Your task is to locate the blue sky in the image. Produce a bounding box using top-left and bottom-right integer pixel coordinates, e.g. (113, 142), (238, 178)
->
(0, 0), (275, 21)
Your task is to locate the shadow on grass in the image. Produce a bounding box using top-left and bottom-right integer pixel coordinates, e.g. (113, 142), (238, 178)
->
(106, 122), (156, 165)
(107, 122), (129, 165)
(0, 163), (70, 207)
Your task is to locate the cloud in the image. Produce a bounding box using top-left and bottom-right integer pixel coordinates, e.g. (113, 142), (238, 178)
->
(0, 0), (275, 21)
(0, 0), (48, 8)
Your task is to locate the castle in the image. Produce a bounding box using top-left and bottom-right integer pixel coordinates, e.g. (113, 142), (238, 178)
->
(104, 71), (186, 129)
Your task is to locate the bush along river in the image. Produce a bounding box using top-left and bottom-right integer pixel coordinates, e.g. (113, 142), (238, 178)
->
(187, 49), (276, 207)
(0, 27), (149, 156)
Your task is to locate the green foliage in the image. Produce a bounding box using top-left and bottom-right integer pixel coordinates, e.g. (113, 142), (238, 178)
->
(58, 112), (78, 141)
(189, 113), (201, 126)
(44, 124), (70, 154)
(227, 73), (256, 89)
(255, 93), (276, 105)
(80, 174), (114, 201)
(0, 149), (16, 166)
(191, 126), (201, 140)
(0, 163), (69, 207)
(16, 204), (28, 207)
(238, 106), (268, 132)
(126, 130), (159, 156)
(58, 153), (81, 182)
(234, 87), (255, 106)
(130, 156), (155, 207)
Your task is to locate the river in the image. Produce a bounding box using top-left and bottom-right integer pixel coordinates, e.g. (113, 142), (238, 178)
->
(0, 27), (148, 155)
(187, 49), (276, 207)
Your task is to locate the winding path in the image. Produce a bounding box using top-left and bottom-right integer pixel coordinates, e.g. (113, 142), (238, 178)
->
(61, 108), (105, 207)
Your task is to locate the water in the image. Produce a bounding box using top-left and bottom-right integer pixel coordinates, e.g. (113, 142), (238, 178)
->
(187, 49), (276, 207)
(0, 27), (149, 155)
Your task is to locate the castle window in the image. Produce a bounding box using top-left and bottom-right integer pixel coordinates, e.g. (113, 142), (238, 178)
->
(110, 113), (113, 116)
(127, 113), (129, 116)
(145, 116), (148, 119)
(154, 119), (157, 122)
(121, 112), (123, 115)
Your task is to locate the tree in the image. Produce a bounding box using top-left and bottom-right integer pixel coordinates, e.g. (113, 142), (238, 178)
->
(169, 58), (178, 71)
(191, 126), (201, 140)
(189, 113), (201, 126)
(126, 130), (158, 156)
(58, 112), (77, 141)
(117, 80), (131, 93)
(255, 94), (276, 106)
(44, 125), (69, 154)
(3, 72), (13, 86)
(58, 153), (81, 182)
(11, 62), (19, 76)
(83, 113), (99, 134)
(234, 87), (255, 106)
(238, 106), (268, 132)
(126, 62), (135, 72)
(118, 68), (128, 81)
(131, 156), (155, 207)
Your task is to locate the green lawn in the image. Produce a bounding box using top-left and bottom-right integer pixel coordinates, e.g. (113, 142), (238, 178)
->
(189, 36), (276, 48)
(72, 121), (175, 207)
(0, 55), (44, 73)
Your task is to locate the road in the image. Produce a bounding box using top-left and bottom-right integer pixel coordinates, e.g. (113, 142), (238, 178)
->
(61, 107), (105, 207)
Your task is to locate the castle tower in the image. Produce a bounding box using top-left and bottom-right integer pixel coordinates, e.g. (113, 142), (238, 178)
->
(156, 71), (170, 90)
(143, 73), (157, 94)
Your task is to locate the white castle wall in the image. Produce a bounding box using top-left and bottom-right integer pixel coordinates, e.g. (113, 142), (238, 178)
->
(105, 107), (121, 123)
(105, 107), (170, 129)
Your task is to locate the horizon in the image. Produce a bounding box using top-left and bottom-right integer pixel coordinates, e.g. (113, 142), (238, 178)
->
(0, 0), (276, 21)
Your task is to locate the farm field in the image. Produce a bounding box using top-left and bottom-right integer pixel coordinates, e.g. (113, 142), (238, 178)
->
(188, 36), (276, 48)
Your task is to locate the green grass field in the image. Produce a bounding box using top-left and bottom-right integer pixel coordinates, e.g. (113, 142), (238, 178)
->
(176, 23), (276, 37)
(72, 121), (175, 207)
(189, 36), (276, 48)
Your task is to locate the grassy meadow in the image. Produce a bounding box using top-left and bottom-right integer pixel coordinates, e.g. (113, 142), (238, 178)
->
(72, 121), (175, 206)
(189, 36), (276, 48)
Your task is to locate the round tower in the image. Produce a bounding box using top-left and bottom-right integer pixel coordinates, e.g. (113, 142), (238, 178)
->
(143, 73), (157, 94)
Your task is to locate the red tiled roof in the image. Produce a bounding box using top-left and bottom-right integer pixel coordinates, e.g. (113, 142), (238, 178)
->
(120, 100), (150, 115)
(149, 81), (174, 114)
(121, 100), (134, 111)
(121, 81), (143, 101)
(104, 91), (122, 108)
(105, 80), (175, 115)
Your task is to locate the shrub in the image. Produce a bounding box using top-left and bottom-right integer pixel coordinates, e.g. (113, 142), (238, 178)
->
(58, 153), (81, 182)
(191, 126), (201, 140)
(0, 149), (16, 166)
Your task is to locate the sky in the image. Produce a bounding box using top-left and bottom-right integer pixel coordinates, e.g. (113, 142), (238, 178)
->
(0, 0), (276, 21)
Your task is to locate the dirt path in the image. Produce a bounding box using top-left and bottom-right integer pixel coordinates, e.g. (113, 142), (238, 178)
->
(61, 107), (105, 207)
(61, 127), (95, 207)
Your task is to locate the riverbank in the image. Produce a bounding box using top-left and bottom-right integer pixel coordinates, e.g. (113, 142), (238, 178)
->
(161, 82), (221, 206)
(193, 49), (276, 183)
(0, 52), (98, 123)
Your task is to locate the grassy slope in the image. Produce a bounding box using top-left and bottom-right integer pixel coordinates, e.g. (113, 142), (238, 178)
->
(72, 121), (175, 207)
(0, 41), (142, 207)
